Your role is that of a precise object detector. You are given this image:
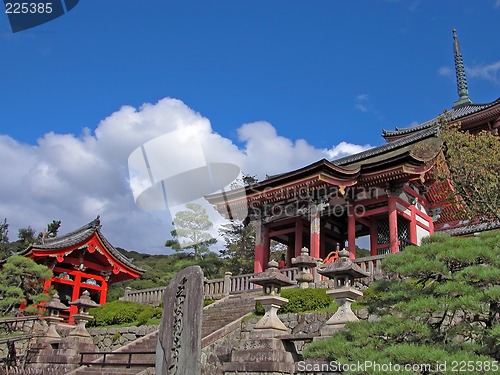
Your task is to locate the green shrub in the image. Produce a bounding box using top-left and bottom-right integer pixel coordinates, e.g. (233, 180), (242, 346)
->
(136, 305), (155, 326)
(88, 301), (148, 327)
(255, 288), (332, 315)
(204, 299), (215, 307)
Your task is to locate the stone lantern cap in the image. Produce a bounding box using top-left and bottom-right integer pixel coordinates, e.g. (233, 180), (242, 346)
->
(292, 247), (317, 267)
(250, 260), (295, 287)
(318, 249), (369, 279)
(69, 290), (100, 309)
(45, 293), (69, 311)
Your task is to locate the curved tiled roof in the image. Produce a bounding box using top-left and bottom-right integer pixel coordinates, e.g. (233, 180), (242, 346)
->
(333, 126), (438, 166)
(19, 217), (145, 273)
(437, 221), (500, 236)
(382, 97), (500, 138)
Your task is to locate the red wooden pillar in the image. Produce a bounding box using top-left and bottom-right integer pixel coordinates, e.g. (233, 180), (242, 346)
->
(347, 202), (356, 259)
(310, 205), (321, 259)
(263, 225), (271, 269)
(294, 217), (303, 257)
(43, 278), (52, 294)
(370, 220), (378, 256)
(410, 204), (417, 245)
(100, 279), (108, 305)
(388, 195), (399, 253)
(286, 245), (293, 268)
(253, 220), (265, 273)
(428, 211), (435, 235)
(69, 272), (82, 323)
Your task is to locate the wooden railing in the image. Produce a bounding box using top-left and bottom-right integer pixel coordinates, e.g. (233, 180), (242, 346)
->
(79, 351), (155, 368)
(120, 256), (389, 306)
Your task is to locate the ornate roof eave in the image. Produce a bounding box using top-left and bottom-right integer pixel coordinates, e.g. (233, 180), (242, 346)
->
(205, 159), (361, 206)
(18, 217), (145, 274)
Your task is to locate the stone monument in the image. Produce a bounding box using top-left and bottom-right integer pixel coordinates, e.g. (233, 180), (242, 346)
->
(156, 265), (204, 375)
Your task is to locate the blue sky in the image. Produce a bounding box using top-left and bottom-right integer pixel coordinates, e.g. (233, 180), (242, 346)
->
(0, 1), (499, 254)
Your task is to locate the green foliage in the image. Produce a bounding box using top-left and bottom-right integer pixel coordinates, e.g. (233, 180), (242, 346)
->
(0, 255), (52, 316)
(165, 203), (217, 260)
(204, 299), (215, 307)
(88, 301), (154, 327)
(0, 218), (9, 260)
(255, 288), (333, 315)
(18, 226), (36, 245)
(303, 231), (500, 370)
(437, 118), (500, 222)
(218, 221), (255, 275)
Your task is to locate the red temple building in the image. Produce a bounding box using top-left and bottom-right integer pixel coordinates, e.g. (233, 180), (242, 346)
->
(19, 217), (144, 322)
(206, 30), (500, 273)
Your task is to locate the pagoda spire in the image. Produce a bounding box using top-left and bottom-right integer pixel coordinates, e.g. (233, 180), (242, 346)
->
(452, 29), (472, 108)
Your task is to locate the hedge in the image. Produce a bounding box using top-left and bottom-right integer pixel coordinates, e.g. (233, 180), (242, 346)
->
(88, 301), (161, 327)
(255, 288), (333, 315)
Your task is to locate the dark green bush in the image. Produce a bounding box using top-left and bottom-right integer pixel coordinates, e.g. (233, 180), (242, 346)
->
(88, 301), (149, 327)
(255, 288), (332, 315)
(135, 305), (155, 326)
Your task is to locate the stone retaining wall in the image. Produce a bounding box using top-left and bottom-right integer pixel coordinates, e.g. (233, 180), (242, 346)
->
(88, 325), (158, 351)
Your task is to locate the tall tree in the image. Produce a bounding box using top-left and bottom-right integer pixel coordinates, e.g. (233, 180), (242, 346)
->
(304, 231), (500, 371)
(219, 221), (255, 274)
(437, 118), (500, 222)
(0, 255), (52, 316)
(0, 219), (9, 260)
(18, 226), (36, 245)
(165, 203), (217, 260)
(38, 220), (62, 242)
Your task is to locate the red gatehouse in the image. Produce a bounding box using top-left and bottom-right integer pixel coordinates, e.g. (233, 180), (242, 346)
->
(19, 217), (144, 322)
(205, 30), (500, 273)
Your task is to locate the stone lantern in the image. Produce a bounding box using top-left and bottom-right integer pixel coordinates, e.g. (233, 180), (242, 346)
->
(292, 247), (317, 289)
(68, 290), (100, 337)
(43, 293), (69, 340)
(249, 260), (295, 334)
(317, 249), (369, 335)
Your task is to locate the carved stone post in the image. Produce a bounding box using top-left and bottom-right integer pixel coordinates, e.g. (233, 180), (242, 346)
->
(223, 271), (232, 295)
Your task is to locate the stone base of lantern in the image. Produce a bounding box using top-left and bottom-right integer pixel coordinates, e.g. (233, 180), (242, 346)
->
(68, 313), (93, 338)
(42, 316), (63, 342)
(321, 287), (363, 336)
(254, 295), (289, 334)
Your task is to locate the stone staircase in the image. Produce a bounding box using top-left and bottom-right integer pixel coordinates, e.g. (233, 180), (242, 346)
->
(67, 293), (257, 374)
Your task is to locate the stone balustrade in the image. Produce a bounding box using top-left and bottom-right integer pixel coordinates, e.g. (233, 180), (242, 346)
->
(120, 256), (387, 305)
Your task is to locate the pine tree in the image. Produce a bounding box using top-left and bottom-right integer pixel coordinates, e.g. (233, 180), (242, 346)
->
(304, 231), (500, 372)
(219, 221), (255, 274)
(165, 203), (217, 260)
(0, 256), (52, 316)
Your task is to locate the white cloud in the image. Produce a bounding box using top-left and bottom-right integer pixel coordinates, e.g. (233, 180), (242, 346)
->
(438, 66), (453, 77)
(496, 0), (500, 8)
(439, 61), (500, 86)
(354, 94), (370, 112)
(467, 61), (500, 85)
(0, 98), (372, 254)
